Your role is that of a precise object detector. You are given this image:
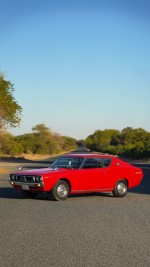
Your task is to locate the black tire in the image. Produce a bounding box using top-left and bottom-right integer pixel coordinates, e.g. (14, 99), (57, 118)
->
(112, 179), (128, 197)
(22, 190), (38, 199)
(52, 180), (70, 201)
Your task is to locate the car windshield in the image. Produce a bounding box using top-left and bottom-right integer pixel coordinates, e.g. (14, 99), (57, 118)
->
(51, 157), (84, 169)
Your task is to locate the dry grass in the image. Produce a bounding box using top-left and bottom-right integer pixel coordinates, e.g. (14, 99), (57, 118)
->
(0, 168), (8, 173)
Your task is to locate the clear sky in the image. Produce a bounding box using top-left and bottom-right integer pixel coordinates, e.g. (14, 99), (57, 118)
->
(0, 0), (150, 139)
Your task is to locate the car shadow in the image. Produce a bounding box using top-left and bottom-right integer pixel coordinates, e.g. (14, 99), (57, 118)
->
(128, 163), (150, 195)
(0, 185), (149, 201)
(0, 186), (113, 200)
(0, 187), (55, 201)
(0, 187), (23, 199)
(69, 192), (113, 199)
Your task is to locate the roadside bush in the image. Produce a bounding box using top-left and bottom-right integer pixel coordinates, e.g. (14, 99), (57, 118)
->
(14, 124), (77, 155)
(86, 127), (150, 159)
(0, 132), (23, 156)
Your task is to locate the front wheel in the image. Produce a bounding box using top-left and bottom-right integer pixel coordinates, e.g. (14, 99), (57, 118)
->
(52, 180), (70, 201)
(112, 180), (128, 197)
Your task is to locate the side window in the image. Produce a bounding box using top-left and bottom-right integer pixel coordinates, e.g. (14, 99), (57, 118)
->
(82, 158), (103, 169)
(103, 158), (112, 167)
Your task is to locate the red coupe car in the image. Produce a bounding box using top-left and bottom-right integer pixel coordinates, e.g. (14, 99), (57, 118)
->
(9, 154), (143, 201)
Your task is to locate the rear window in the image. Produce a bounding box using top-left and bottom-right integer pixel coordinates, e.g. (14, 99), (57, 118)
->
(82, 158), (103, 169)
(103, 158), (112, 167)
(82, 157), (112, 169)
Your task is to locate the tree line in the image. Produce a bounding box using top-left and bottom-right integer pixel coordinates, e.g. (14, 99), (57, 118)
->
(0, 125), (149, 158)
(0, 124), (77, 156)
(0, 72), (150, 158)
(86, 127), (150, 159)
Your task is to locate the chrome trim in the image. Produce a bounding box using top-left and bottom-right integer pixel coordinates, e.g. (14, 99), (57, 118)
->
(9, 175), (43, 183)
(9, 181), (44, 187)
(72, 188), (113, 193)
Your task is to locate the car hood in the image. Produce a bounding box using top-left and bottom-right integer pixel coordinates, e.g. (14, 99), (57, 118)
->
(11, 167), (72, 176)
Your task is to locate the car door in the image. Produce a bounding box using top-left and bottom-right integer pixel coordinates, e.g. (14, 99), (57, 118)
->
(77, 158), (107, 191)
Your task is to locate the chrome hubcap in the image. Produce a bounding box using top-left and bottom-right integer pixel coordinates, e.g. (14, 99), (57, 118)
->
(57, 184), (68, 197)
(117, 182), (127, 194)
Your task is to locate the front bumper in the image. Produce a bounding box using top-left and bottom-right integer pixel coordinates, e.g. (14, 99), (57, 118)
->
(9, 180), (44, 191)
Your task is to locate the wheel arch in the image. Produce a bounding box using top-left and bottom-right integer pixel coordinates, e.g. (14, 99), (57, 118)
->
(114, 178), (129, 188)
(122, 178), (129, 187)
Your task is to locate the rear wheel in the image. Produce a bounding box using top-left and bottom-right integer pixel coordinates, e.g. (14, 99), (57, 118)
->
(22, 191), (38, 199)
(52, 180), (70, 201)
(112, 180), (128, 197)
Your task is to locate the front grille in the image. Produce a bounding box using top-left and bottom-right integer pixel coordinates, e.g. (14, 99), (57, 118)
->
(12, 175), (36, 183)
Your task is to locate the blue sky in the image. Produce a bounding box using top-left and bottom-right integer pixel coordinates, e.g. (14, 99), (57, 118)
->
(0, 0), (150, 139)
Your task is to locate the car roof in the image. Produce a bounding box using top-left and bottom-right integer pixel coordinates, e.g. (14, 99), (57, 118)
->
(63, 153), (114, 158)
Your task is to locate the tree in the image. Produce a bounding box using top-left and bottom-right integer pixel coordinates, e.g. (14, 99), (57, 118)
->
(0, 131), (23, 155)
(86, 129), (119, 152)
(63, 136), (77, 150)
(15, 123), (77, 155)
(0, 73), (22, 130)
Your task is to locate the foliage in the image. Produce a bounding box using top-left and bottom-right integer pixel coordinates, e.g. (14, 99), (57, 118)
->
(86, 127), (150, 159)
(0, 73), (22, 130)
(0, 124), (149, 159)
(15, 124), (77, 155)
(86, 129), (120, 153)
(0, 131), (23, 156)
(62, 136), (77, 151)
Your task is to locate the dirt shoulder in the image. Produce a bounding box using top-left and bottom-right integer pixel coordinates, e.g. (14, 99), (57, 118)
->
(0, 154), (55, 175)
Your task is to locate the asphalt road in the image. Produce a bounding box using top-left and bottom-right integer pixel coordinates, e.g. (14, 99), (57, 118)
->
(0, 159), (150, 267)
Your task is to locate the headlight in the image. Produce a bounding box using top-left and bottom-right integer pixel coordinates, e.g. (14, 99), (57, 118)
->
(10, 175), (15, 180)
(35, 176), (43, 182)
(39, 176), (43, 182)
